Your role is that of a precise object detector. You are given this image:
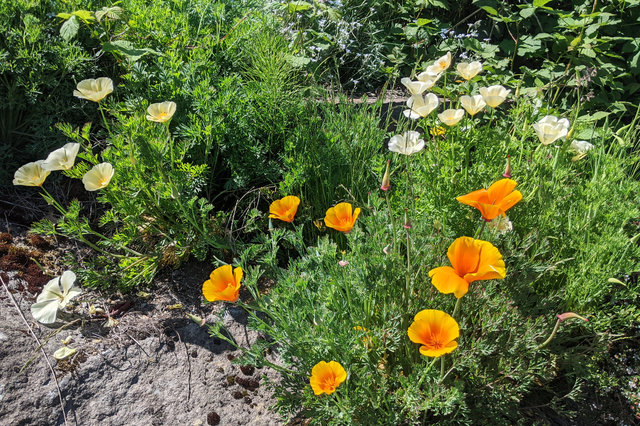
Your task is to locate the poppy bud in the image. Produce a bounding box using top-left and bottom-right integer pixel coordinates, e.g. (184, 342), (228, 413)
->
(556, 312), (588, 323)
(503, 156), (512, 178)
(403, 209), (412, 229)
(380, 160), (391, 191)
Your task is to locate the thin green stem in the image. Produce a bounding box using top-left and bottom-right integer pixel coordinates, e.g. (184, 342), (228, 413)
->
(538, 319), (561, 349)
(384, 191), (397, 253)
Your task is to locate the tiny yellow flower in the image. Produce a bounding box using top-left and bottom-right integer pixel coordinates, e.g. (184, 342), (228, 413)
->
(146, 101), (177, 123)
(82, 163), (114, 191)
(73, 77), (114, 102)
(429, 126), (446, 137)
(13, 161), (51, 187)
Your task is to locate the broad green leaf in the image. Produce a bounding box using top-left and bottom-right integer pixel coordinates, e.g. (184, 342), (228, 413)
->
(520, 7), (535, 19)
(95, 6), (123, 22)
(56, 12), (72, 19)
(286, 1), (312, 13)
(60, 15), (79, 41)
(72, 10), (94, 23)
(416, 18), (433, 26)
(102, 40), (162, 61)
(480, 6), (498, 15)
(284, 54), (311, 67)
(533, 0), (553, 7)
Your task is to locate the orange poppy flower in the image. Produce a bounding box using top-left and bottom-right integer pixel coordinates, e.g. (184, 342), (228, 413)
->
(324, 202), (361, 233)
(269, 195), (300, 223)
(202, 265), (243, 302)
(408, 309), (459, 358)
(456, 178), (522, 221)
(428, 237), (505, 298)
(309, 361), (347, 395)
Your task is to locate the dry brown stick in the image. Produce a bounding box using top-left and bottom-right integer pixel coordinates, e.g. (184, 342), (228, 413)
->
(0, 275), (69, 425)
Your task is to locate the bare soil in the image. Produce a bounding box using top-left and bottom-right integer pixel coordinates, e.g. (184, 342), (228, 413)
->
(0, 224), (284, 426)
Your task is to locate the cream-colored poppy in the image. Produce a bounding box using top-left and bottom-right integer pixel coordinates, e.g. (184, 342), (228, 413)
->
(30, 271), (82, 324)
(459, 94), (486, 116)
(73, 77), (114, 102)
(388, 131), (425, 155)
(568, 139), (594, 161)
(479, 85), (511, 108)
(532, 116), (570, 145)
(456, 61), (483, 80)
(416, 71), (441, 88)
(400, 78), (432, 95)
(438, 109), (465, 127)
(82, 163), (114, 191)
(146, 101), (177, 123)
(42, 143), (80, 171)
(13, 161), (50, 187)
(426, 52), (452, 74)
(403, 93), (439, 120)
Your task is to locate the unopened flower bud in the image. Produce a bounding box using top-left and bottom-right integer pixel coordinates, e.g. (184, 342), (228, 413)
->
(403, 209), (412, 229)
(186, 313), (206, 326)
(556, 312), (588, 323)
(503, 156), (512, 178)
(380, 160), (391, 191)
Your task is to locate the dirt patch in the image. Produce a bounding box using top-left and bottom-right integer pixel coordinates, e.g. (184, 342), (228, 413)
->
(0, 227), (284, 426)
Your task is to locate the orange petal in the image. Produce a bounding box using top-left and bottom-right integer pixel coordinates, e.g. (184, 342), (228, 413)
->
(487, 179), (517, 204)
(456, 189), (488, 206)
(464, 241), (505, 282)
(428, 266), (470, 298)
(496, 190), (522, 214)
(446, 237), (481, 277)
(419, 340), (458, 357)
(473, 202), (502, 221)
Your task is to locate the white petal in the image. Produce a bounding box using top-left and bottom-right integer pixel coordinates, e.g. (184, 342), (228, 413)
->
(31, 300), (60, 324)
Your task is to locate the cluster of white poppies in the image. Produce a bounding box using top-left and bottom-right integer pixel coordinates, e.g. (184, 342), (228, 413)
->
(13, 77), (178, 190)
(389, 52), (511, 155)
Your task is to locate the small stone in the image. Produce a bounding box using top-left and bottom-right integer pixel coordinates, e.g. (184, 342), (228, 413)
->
(207, 411), (220, 425)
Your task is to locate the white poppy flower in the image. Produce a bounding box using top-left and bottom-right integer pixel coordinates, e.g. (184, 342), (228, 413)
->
(438, 109), (465, 127)
(479, 85), (511, 108)
(388, 131), (425, 155)
(456, 61), (483, 80)
(426, 52), (452, 74)
(403, 93), (439, 120)
(146, 101), (177, 122)
(400, 78), (432, 95)
(532, 116), (570, 145)
(41, 143), (80, 171)
(459, 95), (487, 116)
(82, 163), (114, 191)
(31, 271), (82, 324)
(73, 77), (114, 102)
(13, 161), (51, 187)
(416, 71), (442, 88)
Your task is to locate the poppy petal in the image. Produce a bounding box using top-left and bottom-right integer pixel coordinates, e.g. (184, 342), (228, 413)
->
(429, 266), (470, 298)
(487, 179), (517, 204)
(496, 190), (522, 213)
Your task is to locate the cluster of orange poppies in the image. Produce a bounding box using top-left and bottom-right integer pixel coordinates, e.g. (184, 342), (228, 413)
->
(200, 176), (522, 396)
(408, 178), (522, 358)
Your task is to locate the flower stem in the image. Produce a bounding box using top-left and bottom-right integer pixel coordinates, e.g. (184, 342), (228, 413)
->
(385, 191), (397, 253)
(538, 318), (561, 349)
(474, 220), (487, 239)
(452, 297), (462, 320)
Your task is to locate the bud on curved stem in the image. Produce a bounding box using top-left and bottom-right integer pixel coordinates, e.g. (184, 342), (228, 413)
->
(538, 312), (588, 349)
